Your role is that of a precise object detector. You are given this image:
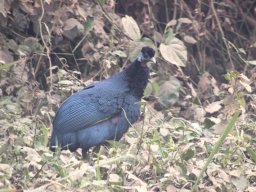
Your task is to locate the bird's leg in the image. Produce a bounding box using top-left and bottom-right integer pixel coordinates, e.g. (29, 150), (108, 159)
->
(92, 145), (101, 155)
(82, 146), (100, 159)
(82, 148), (89, 159)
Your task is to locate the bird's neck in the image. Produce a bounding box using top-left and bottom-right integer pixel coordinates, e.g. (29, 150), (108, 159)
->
(124, 59), (150, 98)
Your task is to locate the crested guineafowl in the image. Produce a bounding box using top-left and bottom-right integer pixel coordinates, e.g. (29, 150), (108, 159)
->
(49, 46), (156, 157)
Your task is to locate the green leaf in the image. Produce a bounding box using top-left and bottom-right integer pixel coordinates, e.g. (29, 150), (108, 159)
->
(156, 76), (181, 108)
(159, 37), (187, 66)
(181, 148), (195, 161)
(164, 28), (175, 44)
(0, 60), (20, 70)
(41, 125), (49, 146)
(111, 50), (127, 58)
(246, 147), (256, 163)
(188, 173), (197, 181)
(177, 162), (187, 175)
(84, 16), (94, 34)
(152, 81), (160, 93)
(58, 80), (73, 86)
(224, 71), (240, 80)
(122, 15), (141, 41)
(144, 81), (160, 97)
(96, 0), (105, 6)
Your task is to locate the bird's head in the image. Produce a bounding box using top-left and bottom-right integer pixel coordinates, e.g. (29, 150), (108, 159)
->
(137, 47), (156, 65)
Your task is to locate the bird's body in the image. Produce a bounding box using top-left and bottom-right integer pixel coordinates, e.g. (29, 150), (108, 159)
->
(49, 47), (155, 155)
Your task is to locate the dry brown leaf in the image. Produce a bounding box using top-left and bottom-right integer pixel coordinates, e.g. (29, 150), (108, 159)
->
(109, 174), (121, 182)
(222, 95), (241, 118)
(184, 35), (197, 44)
(0, 164), (12, 177)
(0, 49), (13, 64)
(231, 175), (248, 192)
(19, 1), (36, 15)
(246, 187), (256, 192)
(198, 72), (211, 95)
(126, 171), (147, 190)
(44, 0), (52, 4)
(22, 147), (41, 161)
(211, 77), (220, 96)
(187, 82), (197, 97)
(68, 169), (86, 181)
(207, 167), (230, 188)
(0, 1), (10, 17)
(194, 107), (206, 123)
(197, 72), (220, 100)
(63, 18), (83, 40)
(205, 101), (222, 114)
(178, 17), (192, 24)
(239, 74), (252, 92)
(166, 19), (177, 28)
(213, 120), (228, 134)
(166, 184), (177, 192)
(207, 117), (221, 124)
(159, 128), (169, 137)
(229, 169), (241, 177)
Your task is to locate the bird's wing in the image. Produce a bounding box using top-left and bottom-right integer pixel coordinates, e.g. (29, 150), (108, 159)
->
(53, 83), (125, 134)
(76, 95), (141, 148)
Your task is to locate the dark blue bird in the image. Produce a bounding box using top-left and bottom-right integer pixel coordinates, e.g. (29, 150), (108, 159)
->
(49, 47), (155, 156)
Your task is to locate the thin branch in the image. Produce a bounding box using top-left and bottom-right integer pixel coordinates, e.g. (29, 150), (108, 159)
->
(39, 0), (53, 89)
(210, 0), (234, 69)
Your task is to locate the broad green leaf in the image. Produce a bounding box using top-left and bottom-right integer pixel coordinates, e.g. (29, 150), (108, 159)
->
(224, 71), (240, 80)
(156, 76), (181, 108)
(122, 15), (141, 41)
(144, 81), (160, 97)
(160, 37), (187, 66)
(164, 28), (175, 44)
(181, 148), (195, 161)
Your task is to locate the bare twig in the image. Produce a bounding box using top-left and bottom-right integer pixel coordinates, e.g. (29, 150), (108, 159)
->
(38, 0), (53, 89)
(210, 0), (234, 69)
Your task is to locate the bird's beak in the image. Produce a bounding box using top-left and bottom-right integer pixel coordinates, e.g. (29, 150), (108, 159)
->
(144, 57), (156, 69)
(150, 57), (156, 63)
